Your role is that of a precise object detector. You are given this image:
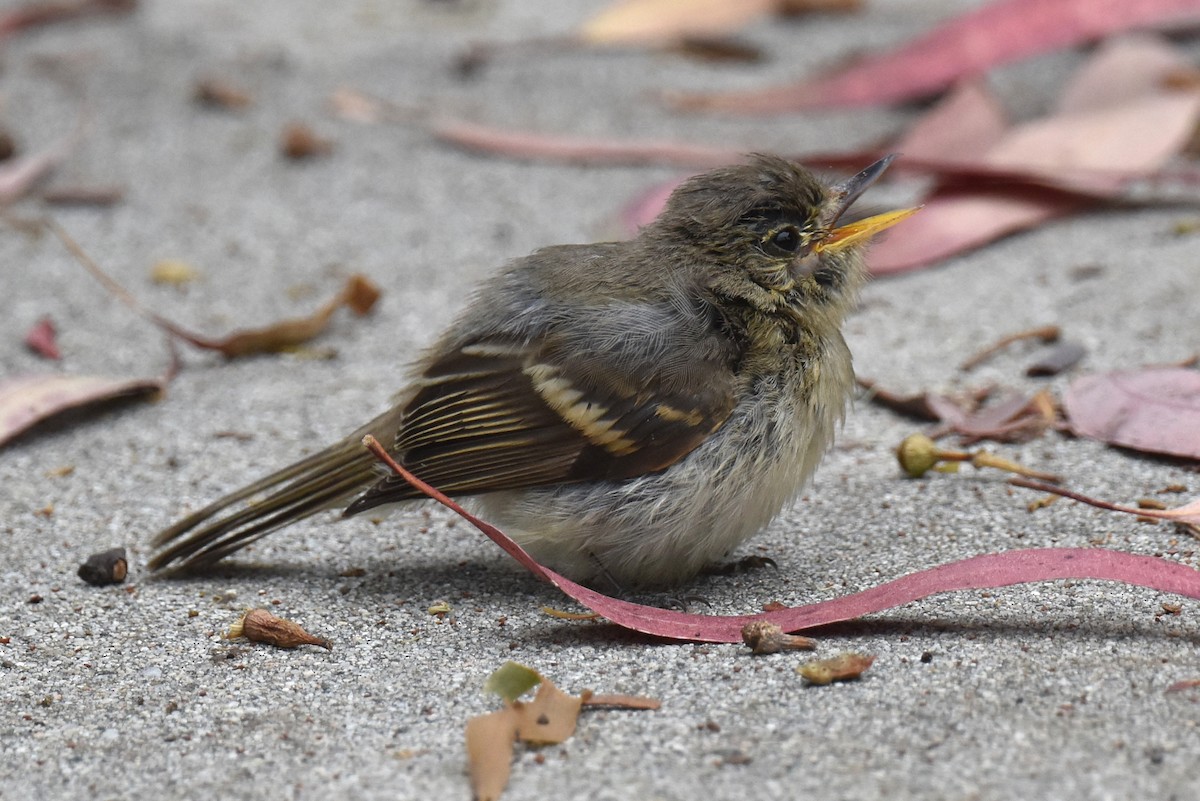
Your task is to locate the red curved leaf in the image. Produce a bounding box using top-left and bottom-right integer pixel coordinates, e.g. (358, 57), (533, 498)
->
(362, 437), (1200, 644)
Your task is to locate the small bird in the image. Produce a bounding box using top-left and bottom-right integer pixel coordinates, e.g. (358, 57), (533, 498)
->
(150, 154), (914, 588)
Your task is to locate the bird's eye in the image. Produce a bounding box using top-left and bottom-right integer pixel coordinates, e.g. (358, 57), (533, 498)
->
(765, 226), (802, 257)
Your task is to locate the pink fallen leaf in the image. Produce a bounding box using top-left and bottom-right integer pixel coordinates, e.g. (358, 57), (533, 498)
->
(1057, 33), (1199, 113)
(361, 436), (1200, 644)
(0, 0), (135, 39)
(674, 0), (1200, 112)
(433, 117), (740, 170)
(987, 93), (1200, 176)
(0, 132), (76, 205)
(23, 317), (61, 360)
(1063, 368), (1200, 461)
(868, 186), (1086, 275)
(0, 373), (166, 448)
(896, 81), (1009, 163)
(933, 389), (1058, 445)
(869, 36), (1200, 273)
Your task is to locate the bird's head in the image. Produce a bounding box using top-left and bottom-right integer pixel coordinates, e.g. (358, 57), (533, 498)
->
(649, 154), (916, 320)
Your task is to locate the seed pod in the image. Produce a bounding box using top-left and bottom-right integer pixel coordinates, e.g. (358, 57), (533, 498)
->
(226, 608), (332, 650)
(77, 547), (128, 586)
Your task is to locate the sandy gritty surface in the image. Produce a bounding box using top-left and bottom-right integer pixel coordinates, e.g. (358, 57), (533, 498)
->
(3, 2), (1199, 799)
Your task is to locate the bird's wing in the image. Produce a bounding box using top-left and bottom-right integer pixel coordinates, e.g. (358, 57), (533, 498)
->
(343, 312), (737, 515)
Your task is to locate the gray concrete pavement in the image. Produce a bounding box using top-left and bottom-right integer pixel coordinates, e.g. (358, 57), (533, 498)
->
(3, 2), (1199, 799)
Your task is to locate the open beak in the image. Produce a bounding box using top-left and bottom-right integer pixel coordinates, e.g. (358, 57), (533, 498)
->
(814, 154), (919, 254)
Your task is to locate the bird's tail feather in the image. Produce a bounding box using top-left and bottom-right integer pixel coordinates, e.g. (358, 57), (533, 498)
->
(149, 410), (400, 571)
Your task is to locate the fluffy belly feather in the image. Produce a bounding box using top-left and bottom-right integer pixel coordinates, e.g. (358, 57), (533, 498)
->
(477, 336), (853, 588)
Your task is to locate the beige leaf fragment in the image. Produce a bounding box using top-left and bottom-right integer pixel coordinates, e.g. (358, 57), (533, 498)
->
(466, 662), (657, 799)
(514, 680), (583, 745)
(466, 710), (519, 801)
(798, 652), (876, 685)
(580, 0), (778, 46)
(150, 259), (200, 286)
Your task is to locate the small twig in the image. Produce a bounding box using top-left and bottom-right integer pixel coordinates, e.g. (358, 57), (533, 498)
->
(580, 692), (661, 710)
(1009, 479), (1200, 534)
(961, 325), (1061, 371)
(45, 218), (222, 346)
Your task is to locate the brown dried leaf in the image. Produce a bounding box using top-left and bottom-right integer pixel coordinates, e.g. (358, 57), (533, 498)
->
(856, 377), (944, 422)
(797, 652), (876, 685)
(341, 273), (381, 316)
(668, 36), (763, 64)
(226, 608), (332, 650)
(54, 221), (382, 359)
(281, 123), (333, 160)
(465, 663), (658, 800)
(40, 185), (124, 206)
(193, 77), (252, 110)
